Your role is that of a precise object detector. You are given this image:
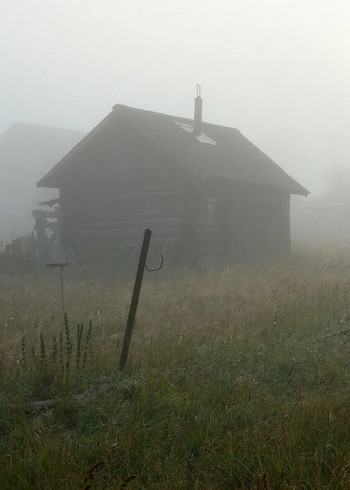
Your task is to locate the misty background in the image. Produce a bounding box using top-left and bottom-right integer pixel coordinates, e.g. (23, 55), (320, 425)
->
(1, 0), (350, 242)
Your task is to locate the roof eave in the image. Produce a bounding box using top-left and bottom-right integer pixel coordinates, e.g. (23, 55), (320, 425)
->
(291, 185), (310, 197)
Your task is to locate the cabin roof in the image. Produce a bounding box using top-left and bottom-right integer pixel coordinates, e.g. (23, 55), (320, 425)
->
(37, 105), (309, 196)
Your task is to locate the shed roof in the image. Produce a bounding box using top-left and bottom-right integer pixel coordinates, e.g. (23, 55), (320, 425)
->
(38, 105), (309, 196)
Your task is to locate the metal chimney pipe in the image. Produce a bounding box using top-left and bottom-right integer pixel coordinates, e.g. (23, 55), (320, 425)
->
(193, 84), (202, 136)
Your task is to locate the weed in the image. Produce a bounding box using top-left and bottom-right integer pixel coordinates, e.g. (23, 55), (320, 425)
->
(1, 249), (350, 488)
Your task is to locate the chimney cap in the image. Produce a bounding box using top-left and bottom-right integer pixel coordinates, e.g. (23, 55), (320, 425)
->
(196, 83), (202, 98)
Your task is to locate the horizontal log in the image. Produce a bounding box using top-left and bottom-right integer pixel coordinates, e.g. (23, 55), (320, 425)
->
(80, 184), (178, 193)
(81, 208), (181, 222)
(78, 227), (180, 237)
(79, 218), (181, 230)
(81, 195), (180, 209)
(78, 228), (180, 245)
(83, 201), (181, 212)
(80, 236), (181, 250)
(80, 190), (178, 200)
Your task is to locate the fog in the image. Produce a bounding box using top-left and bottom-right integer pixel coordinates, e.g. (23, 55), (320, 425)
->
(2, 6), (350, 480)
(2, 1), (350, 189)
(0, 124), (85, 242)
(1, 0), (350, 242)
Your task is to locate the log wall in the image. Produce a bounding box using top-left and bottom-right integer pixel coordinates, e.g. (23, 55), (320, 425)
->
(59, 181), (183, 251)
(58, 173), (291, 262)
(204, 180), (291, 260)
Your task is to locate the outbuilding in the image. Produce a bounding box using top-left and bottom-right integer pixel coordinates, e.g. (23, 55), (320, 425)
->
(0, 123), (85, 243)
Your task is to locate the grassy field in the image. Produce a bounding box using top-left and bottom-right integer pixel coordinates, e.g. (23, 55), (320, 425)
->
(1, 246), (350, 488)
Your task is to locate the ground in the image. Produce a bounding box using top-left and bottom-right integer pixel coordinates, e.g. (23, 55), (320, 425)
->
(1, 243), (350, 488)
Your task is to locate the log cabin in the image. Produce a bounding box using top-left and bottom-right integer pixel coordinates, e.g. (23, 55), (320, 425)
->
(37, 93), (309, 264)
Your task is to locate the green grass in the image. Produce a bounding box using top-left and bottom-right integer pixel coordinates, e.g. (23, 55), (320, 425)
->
(1, 249), (350, 488)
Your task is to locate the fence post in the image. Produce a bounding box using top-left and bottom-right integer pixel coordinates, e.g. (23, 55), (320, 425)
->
(119, 229), (152, 371)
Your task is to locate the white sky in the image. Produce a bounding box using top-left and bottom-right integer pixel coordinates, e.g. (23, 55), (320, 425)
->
(1, 0), (350, 194)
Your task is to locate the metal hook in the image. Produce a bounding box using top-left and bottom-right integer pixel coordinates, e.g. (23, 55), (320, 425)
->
(145, 254), (164, 272)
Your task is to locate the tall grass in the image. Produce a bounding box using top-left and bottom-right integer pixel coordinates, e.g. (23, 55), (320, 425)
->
(1, 247), (350, 487)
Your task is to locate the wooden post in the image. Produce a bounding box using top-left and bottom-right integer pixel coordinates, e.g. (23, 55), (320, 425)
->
(60, 265), (64, 312)
(119, 229), (152, 371)
(45, 262), (71, 314)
